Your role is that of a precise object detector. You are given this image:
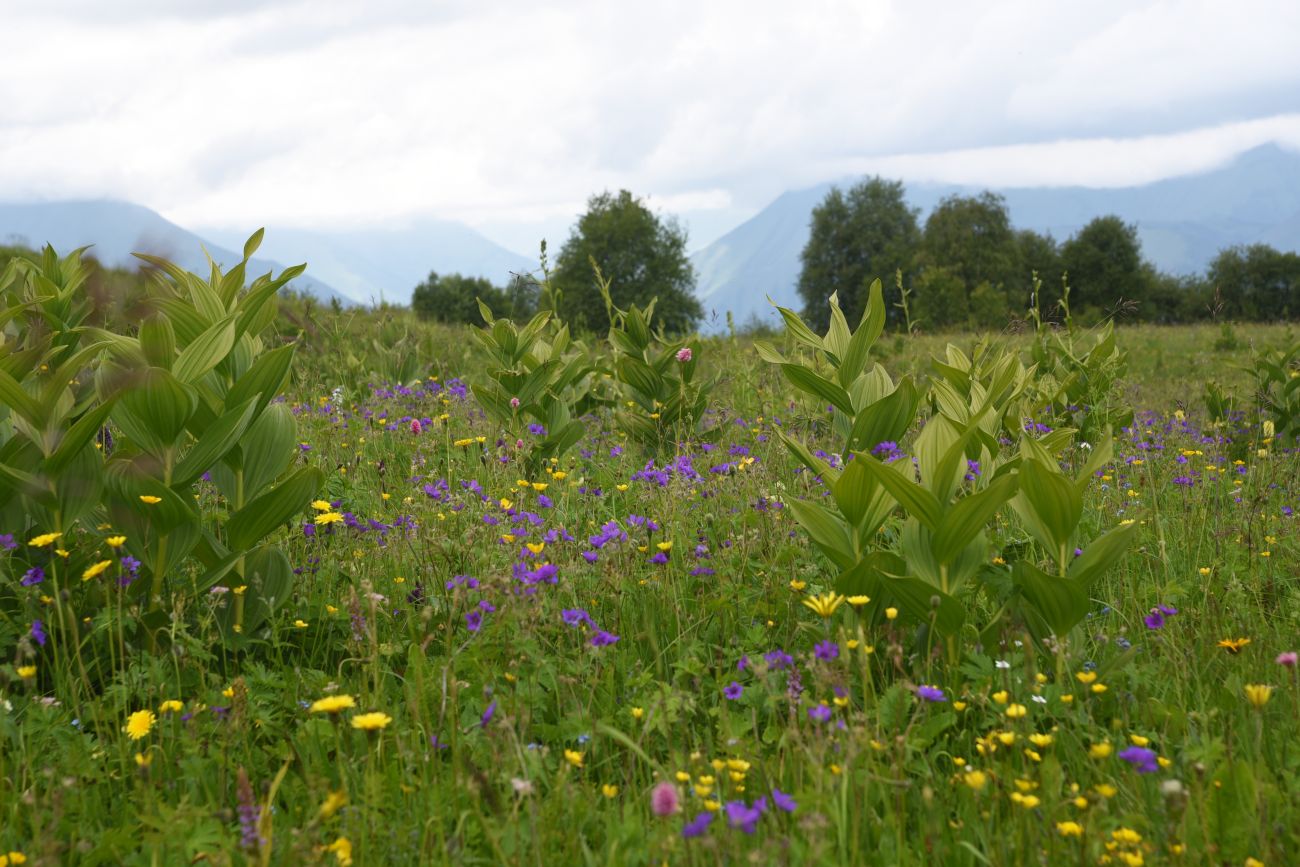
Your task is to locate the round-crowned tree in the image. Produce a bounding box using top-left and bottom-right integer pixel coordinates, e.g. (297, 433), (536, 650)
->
(554, 190), (702, 335)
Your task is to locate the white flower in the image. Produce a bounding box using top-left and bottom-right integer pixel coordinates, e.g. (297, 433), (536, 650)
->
(1031, 695), (1047, 704)
(995, 659), (1011, 669)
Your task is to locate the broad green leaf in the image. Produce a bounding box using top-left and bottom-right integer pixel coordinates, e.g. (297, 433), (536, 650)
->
(837, 279), (884, 387)
(0, 368), (43, 427)
(225, 344), (296, 415)
(1014, 458), (1081, 559)
(45, 399), (117, 474)
(932, 474), (1017, 565)
(781, 364), (854, 416)
(139, 315), (176, 368)
(846, 378), (919, 453)
(1067, 521), (1138, 587)
(116, 367), (196, 450)
(172, 397), (257, 488)
(854, 455), (942, 530)
(1011, 561), (1089, 636)
(786, 498), (855, 571)
(768, 300), (823, 350)
(226, 466), (324, 552)
(174, 316), (236, 383)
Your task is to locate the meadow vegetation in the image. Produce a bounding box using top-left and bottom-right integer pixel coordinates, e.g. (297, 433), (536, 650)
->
(1, 240), (1298, 866)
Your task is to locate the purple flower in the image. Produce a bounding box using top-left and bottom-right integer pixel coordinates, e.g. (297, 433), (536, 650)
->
(649, 552), (669, 565)
(771, 788), (797, 813)
(681, 811), (713, 839)
(813, 640), (839, 661)
(30, 619), (46, 647)
(561, 609), (591, 627)
(1117, 746), (1159, 773)
(465, 610), (483, 632)
(724, 798), (766, 833)
(590, 629), (620, 647)
(0, 533), (15, 550)
(916, 685), (946, 702)
(20, 566), (45, 586)
(581, 551), (599, 563)
(480, 701), (497, 728)
(807, 703), (832, 723)
(765, 649), (794, 670)
(723, 681), (744, 700)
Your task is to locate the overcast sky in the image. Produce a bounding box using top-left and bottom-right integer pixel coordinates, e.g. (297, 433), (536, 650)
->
(3, 0), (1299, 253)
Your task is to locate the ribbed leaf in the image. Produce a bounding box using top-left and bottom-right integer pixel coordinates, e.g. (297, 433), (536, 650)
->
(226, 466), (323, 552)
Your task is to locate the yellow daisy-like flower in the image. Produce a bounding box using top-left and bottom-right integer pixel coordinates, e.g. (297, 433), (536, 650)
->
(310, 695), (357, 714)
(1089, 742), (1113, 759)
(158, 700), (184, 713)
(884, 607), (899, 620)
(312, 500), (333, 511)
(1075, 670), (1098, 685)
(139, 495), (162, 504)
(601, 783), (619, 798)
(656, 541), (673, 552)
(125, 709), (157, 740)
(294, 620), (309, 629)
(631, 707), (644, 720)
(961, 769), (988, 791)
(16, 665), (36, 679)
(1217, 637), (1251, 654)
(82, 560), (113, 581)
(846, 595), (870, 607)
(525, 542), (546, 555)
(1005, 703), (1027, 719)
(315, 511), (344, 526)
(1244, 683), (1273, 708)
(788, 579), (807, 591)
(802, 591), (846, 618)
(350, 712), (392, 731)
(28, 532), (60, 547)
(1056, 821), (1084, 837)
(105, 535), (127, 548)
(564, 749), (585, 768)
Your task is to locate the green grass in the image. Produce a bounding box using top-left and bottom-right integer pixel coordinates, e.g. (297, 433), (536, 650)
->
(2, 317), (1298, 866)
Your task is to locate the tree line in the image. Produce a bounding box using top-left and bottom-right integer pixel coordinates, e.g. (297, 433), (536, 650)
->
(415, 179), (1300, 335)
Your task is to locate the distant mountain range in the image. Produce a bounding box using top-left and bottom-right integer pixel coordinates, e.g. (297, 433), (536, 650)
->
(691, 143), (1300, 330)
(0, 200), (355, 305)
(0, 201), (535, 306)
(6, 142), (1300, 324)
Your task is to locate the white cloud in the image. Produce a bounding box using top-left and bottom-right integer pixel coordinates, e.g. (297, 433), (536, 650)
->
(0, 0), (1297, 250)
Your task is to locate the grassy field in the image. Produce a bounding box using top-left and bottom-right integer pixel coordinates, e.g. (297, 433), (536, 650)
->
(2, 280), (1299, 866)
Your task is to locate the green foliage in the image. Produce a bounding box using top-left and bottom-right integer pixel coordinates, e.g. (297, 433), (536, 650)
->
(1208, 244), (1300, 321)
(411, 270), (536, 325)
(1060, 215), (1154, 318)
(554, 190), (701, 335)
(797, 177), (920, 331)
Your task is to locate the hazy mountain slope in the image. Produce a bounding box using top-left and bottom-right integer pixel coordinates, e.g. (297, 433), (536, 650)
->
(0, 200), (354, 305)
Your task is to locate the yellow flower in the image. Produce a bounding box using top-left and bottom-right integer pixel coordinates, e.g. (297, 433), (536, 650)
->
(1091, 683), (1108, 694)
(953, 700), (967, 711)
(615, 484), (629, 492)
(1029, 733), (1054, 748)
(525, 542), (546, 555)
(564, 749), (584, 768)
(16, 665), (36, 679)
(631, 707), (644, 720)
(1005, 703), (1027, 719)
(788, 579), (807, 591)
(125, 709), (157, 740)
(310, 695), (357, 714)
(1218, 637), (1251, 654)
(134, 752), (151, 768)
(602, 784), (619, 798)
(1244, 684), (1273, 708)
(884, 607), (899, 620)
(139, 495), (162, 504)
(1245, 858), (1265, 867)
(1112, 828), (1142, 846)
(1094, 783), (1117, 798)
(28, 532), (60, 547)
(312, 500), (333, 511)
(991, 690), (1009, 705)
(327, 836), (353, 866)
(106, 535), (127, 548)
(82, 559), (113, 581)
(962, 770), (988, 791)
(846, 595), (870, 607)
(1089, 742), (1113, 759)
(315, 511), (344, 526)
(159, 700), (183, 713)
(319, 790), (348, 819)
(1199, 566), (1211, 577)
(1056, 820), (1084, 837)
(802, 591), (846, 618)
(1075, 670), (1097, 685)
(294, 620), (309, 628)
(1, 853), (28, 866)
(350, 712), (392, 731)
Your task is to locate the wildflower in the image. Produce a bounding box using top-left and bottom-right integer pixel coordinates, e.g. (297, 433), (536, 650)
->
(1005, 703), (1027, 719)
(1118, 746), (1159, 773)
(315, 511), (344, 526)
(310, 695), (357, 715)
(480, 701), (497, 728)
(319, 790), (347, 820)
(564, 749), (584, 768)
(1244, 684), (1273, 708)
(106, 535), (126, 548)
(327, 836), (353, 866)
(884, 606), (898, 620)
(962, 770), (988, 791)
(676, 347), (693, 362)
(1275, 651), (1297, 667)
(602, 784), (619, 798)
(1056, 821), (1084, 837)
(807, 703), (832, 723)
(771, 788), (797, 813)
(652, 781), (681, 816)
(991, 690), (1009, 705)
(125, 709), (156, 740)
(16, 665), (36, 679)
(1089, 742), (1113, 759)
(159, 700), (183, 713)
(813, 640), (839, 660)
(916, 685), (946, 702)
(312, 500), (333, 511)
(28, 532), (60, 547)
(139, 495), (162, 504)
(682, 811), (713, 838)
(802, 591), (845, 618)
(631, 706), (645, 719)
(846, 595), (870, 607)
(788, 579), (807, 591)
(1218, 637), (1251, 654)
(351, 712), (392, 731)
(29, 620), (45, 647)
(723, 682), (744, 700)
(725, 798), (766, 833)
(20, 566), (44, 586)
(1075, 670), (1097, 685)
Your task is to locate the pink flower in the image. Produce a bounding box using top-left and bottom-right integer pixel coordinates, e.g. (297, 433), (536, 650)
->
(1277, 651), (1298, 667)
(651, 781), (680, 816)
(410, 419), (422, 435)
(510, 397), (521, 408)
(675, 347), (692, 363)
